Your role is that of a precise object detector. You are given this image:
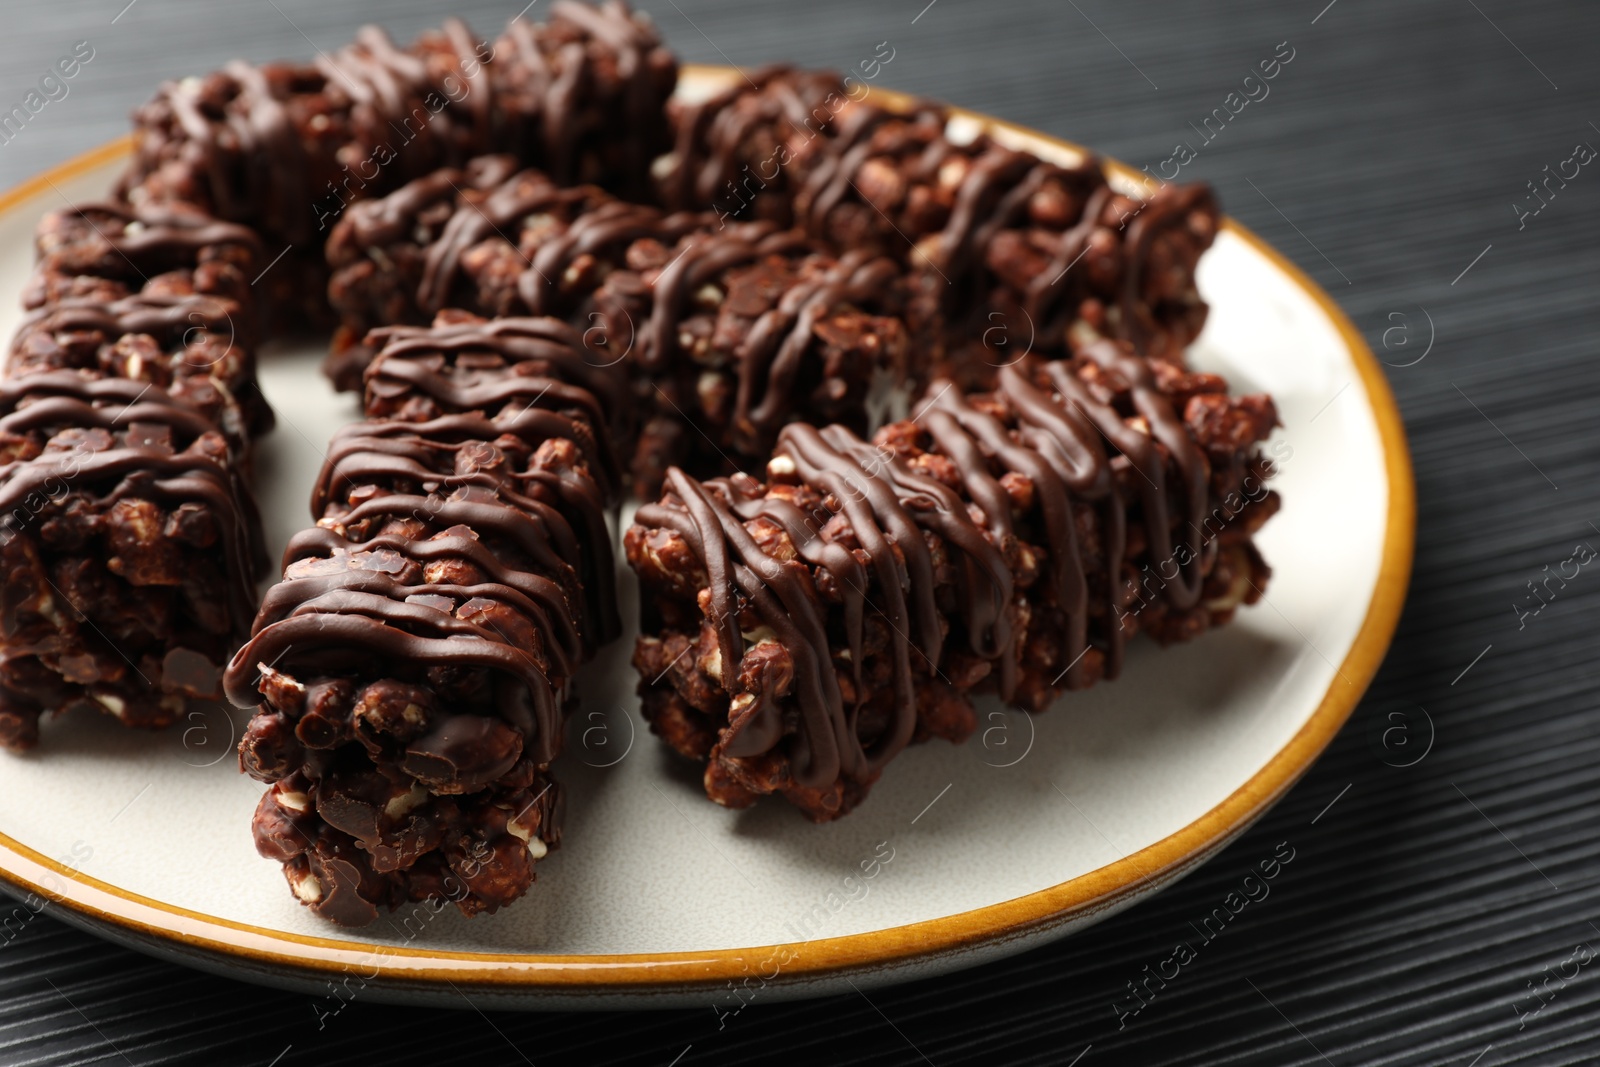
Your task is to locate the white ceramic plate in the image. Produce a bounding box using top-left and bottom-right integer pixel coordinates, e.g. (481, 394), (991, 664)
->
(0, 68), (1412, 1009)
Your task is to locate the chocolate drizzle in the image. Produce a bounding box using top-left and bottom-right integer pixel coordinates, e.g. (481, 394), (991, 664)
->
(660, 66), (1217, 365)
(1117, 183), (1217, 355)
(333, 158), (514, 256)
(658, 65), (847, 217)
(635, 340), (1214, 794)
(727, 249), (900, 452)
(226, 314), (617, 775)
(0, 372), (264, 606)
(125, 3), (676, 263)
(337, 164), (948, 471)
(0, 189), (274, 750)
(634, 222), (796, 373)
(318, 20), (493, 171)
(515, 200), (688, 320)
(16, 292), (240, 349)
(333, 164), (913, 476)
(586, 216), (902, 457)
(33, 201), (261, 285)
(310, 412), (618, 648)
(177, 60), (309, 239)
(913, 344), (1208, 684)
(357, 317), (622, 643)
(915, 370), (1111, 687)
(333, 158), (675, 332)
(639, 417), (1014, 789)
(363, 316), (627, 476)
(659, 64), (1107, 283)
(228, 521), (570, 766)
(498, 0), (677, 198)
(10, 289), (270, 440)
(547, 0), (673, 191)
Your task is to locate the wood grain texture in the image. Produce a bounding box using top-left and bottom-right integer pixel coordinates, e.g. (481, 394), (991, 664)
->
(3, 1), (1600, 1063)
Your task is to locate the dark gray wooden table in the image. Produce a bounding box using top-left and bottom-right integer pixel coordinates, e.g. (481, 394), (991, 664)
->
(3, 1), (1598, 1063)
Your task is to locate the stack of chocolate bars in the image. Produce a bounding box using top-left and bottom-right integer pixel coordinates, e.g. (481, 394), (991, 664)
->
(0, 1), (1280, 926)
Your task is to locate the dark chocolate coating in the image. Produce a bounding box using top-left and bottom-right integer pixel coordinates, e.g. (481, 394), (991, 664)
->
(633, 340), (1217, 801)
(223, 314), (614, 925)
(10, 290), (271, 442)
(226, 313), (615, 805)
(225, 494), (576, 767)
(0, 191), (274, 750)
(362, 315), (629, 464)
(32, 200), (261, 289)
(637, 417), (1016, 791)
(401, 714), (523, 794)
(123, 4), (676, 248)
(0, 372), (265, 636)
(915, 344), (1210, 682)
(660, 65), (1216, 364)
(310, 410), (618, 648)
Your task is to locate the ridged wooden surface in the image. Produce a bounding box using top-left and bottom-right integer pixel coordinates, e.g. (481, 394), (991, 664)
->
(3, 1), (1599, 1063)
